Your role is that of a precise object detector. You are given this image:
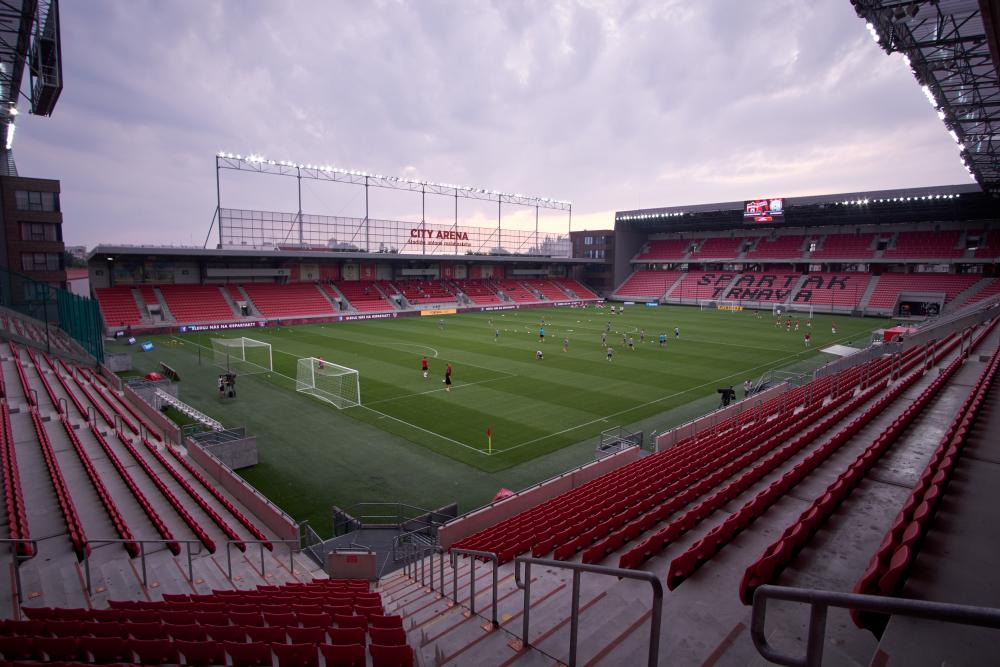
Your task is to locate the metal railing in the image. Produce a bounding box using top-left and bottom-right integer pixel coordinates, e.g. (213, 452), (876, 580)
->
(225, 539), (299, 581)
(82, 538), (204, 594)
(751, 585), (1000, 667)
(514, 556), (664, 667)
(1, 538), (39, 603)
(451, 548), (500, 628)
(402, 543), (446, 597)
(390, 524), (437, 562)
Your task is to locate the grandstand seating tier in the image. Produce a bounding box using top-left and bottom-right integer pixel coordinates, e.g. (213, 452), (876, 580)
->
(158, 285), (238, 323)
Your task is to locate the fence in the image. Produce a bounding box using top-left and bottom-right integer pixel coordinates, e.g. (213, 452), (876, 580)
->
(0, 266), (104, 362)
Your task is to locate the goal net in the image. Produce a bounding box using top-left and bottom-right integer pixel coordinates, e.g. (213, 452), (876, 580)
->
(773, 303), (814, 318)
(211, 337), (273, 375)
(296, 357), (361, 409)
(701, 299), (744, 312)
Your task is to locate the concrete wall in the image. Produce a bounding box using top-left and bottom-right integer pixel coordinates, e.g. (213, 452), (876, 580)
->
(326, 550), (377, 580)
(123, 383), (182, 443)
(184, 437), (300, 543)
(437, 446), (642, 549)
(203, 436), (258, 470)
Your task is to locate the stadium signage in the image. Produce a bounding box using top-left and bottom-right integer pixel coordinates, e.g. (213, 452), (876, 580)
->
(338, 312), (399, 322)
(420, 308), (457, 316)
(479, 304), (518, 312)
(180, 321), (266, 332)
(645, 302), (659, 307)
(410, 229), (469, 240)
(744, 198), (784, 222)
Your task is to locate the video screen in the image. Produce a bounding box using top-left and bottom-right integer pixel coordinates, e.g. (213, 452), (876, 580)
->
(744, 198), (784, 222)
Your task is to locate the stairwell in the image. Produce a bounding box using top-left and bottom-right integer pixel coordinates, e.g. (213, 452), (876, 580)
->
(234, 285), (261, 317)
(661, 273), (687, 300)
(218, 285), (244, 318)
(130, 288), (154, 324)
(786, 274), (811, 305)
(946, 277), (993, 312)
(857, 274), (881, 312)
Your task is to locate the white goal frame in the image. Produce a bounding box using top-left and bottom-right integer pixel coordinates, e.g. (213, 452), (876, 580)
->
(212, 337), (273, 375)
(773, 303), (814, 319)
(296, 357), (361, 409)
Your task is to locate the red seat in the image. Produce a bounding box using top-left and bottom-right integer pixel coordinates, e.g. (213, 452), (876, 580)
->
(320, 642), (366, 667)
(83, 636), (130, 664)
(246, 625), (287, 644)
(81, 621), (124, 638)
(37, 636), (84, 661)
(327, 627), (365, 646)
(297, 612), (332, 628)
(204, 624), (247, 642)
(370, 642), (414, 667)
(0, 635), (40, 660)
(272, 641), (319, 667)
(287, 625), (326, 644)
(225, 640), (272, 667)
(45, 619), (84, 637)
(129, 637), (179, 664)
(176, 638), (226, 666)
(334, 614), (367, 630)
(194, 611), (229, 626)
(264, 611), (298, 627)
(369, 627), (407, 646)
(231, 611), (265, 627)
(368, 614), (403, 629)
(125, 620), (165, 639)
(164, 622), (206, 641)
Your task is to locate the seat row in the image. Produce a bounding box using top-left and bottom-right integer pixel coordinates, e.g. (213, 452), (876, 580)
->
(0, 399), (31, 556)
(0, 635), (412, 667)
(29, 407), (88, 561)
(737, 328), (974, 604)
(852, 326), (1000, 633)
(617, 381), (879, 570)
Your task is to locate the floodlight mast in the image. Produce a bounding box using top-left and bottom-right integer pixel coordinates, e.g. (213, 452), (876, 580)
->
(210, 152), (573, 252)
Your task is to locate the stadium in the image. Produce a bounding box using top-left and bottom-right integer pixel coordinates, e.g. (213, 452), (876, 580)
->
(1, 1), (999, 666)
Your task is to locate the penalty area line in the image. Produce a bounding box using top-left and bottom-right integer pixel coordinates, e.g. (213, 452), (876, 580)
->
(351, 405), (489, 455)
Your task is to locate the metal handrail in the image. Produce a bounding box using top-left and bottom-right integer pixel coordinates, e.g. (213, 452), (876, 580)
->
(82, 538), (204, 594)
(391, 524), (438, 562)
(1, 538), (40, 603)
(751, 585), (1000, 667)
(514, 555), (664, 667)
(225, 539), (299, 580)
(403, 544), (445, 597)
(451, 548), (499, 628)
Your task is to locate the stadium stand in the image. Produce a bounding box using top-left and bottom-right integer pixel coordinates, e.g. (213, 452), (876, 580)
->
(613, 270), (679, 300)
(866, 273), (981, 310)
(746, 235), (805, 260)
(241, 283), (335, 318)
(497, 279), (537, 303)
(158, 285), (238, 323)
(963, 277), (1000, 306)
(726, 272), (800, 304)
(884, 230), (964, 259)
(973, 230), (1000, 258)
(669, 270), (735, 301)
(334, 281), (395, 312)
(94, 287), (143, 327)
(554, 278), (599, 299)
(634, 238), (690, 261)
(688, 237), (744, 260)
(793, 272), (873, 309)
(524, 279), (569, 301)
(809, 233), (876, 259)
(452, 279), (503, 305)
(387, 279), (456, 305)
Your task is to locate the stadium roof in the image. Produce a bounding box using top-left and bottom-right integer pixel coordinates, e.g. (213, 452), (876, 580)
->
(87, 244), (599, 265)
(0, 0), (62, 175)
(614, 183), (990, 232)
(851, 0), (1000, 193)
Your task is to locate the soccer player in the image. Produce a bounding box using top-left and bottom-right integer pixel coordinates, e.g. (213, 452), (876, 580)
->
(495, 328), (500, 341)
(601, 332), (607, 346)
(743, 379), (752, 399)
(536, 349), (544, 360)
(659, 333), (666, 347)
(627, 336), (635, 351)
(794, 319), (800, 331)
(674, 327), (680, 339)
(804, 332), (811, 347)
(563, 337), (569, 352)
(831, 321), (837, 335)
(444, 362), (453, 391)
(539, 325), (545, 342)
(421, 356), (428, 378)
(607, 346), (614, 361)
(786, 318), (791, 332)
(318, 356), (325, 370)
(605, 322), (611, 333)
(640, 329), (645, 344)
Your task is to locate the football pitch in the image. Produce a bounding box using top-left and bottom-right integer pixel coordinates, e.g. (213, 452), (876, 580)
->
(117, 305), (888, 532)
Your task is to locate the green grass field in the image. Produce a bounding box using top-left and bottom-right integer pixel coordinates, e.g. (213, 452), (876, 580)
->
(115, 304), (887, 534)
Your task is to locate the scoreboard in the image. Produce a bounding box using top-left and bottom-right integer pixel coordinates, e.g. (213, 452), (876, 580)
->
(744, 198), (784, 222)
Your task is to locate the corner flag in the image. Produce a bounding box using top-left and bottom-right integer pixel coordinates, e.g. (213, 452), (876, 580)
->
(486, 427), (493, 453)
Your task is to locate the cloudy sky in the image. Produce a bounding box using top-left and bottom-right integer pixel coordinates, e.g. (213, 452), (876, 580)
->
(15, 0), (972, 248)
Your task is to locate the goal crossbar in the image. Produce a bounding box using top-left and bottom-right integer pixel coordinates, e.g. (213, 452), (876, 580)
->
(296, 356), (361, 409)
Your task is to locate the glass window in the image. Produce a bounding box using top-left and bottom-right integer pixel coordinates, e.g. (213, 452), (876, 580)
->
(14, 189), (59, 211)
(20, 252), (61, 272)
(19, 222), (59, 241)
(584, 236), (593, 245)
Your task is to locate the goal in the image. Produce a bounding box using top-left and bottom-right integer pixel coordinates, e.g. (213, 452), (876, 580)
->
(212, 337), (273, 374)
(700, 299), (744, 312)
(773, 303), (814, 318)
(296, 357), (361, 409)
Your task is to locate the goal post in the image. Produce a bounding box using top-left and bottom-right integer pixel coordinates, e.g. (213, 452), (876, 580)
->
(211, 337), (273, 375)
(296, 357), (361, 409)
(772, 303), (813, 318)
